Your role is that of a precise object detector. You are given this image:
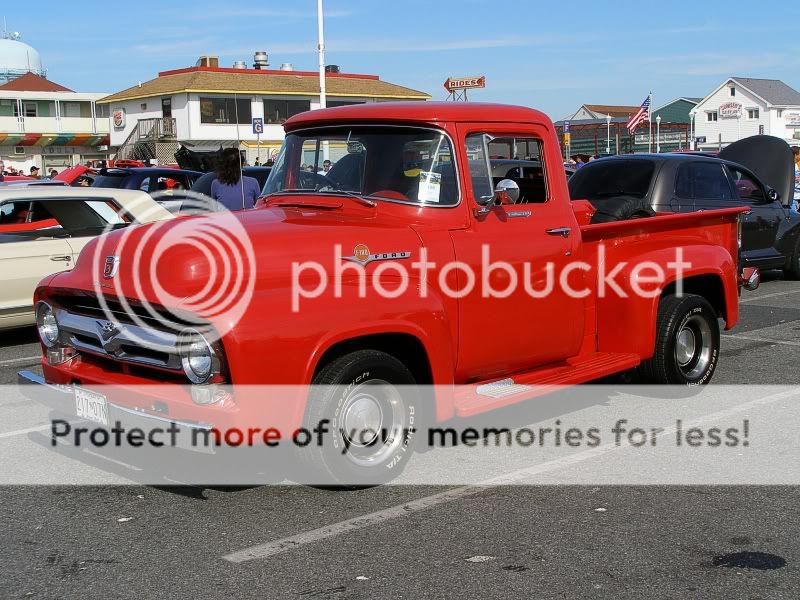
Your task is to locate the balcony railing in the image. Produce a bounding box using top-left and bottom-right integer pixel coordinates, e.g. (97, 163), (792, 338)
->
(0, 115), (108, 134)
(136, 118), (177, 141)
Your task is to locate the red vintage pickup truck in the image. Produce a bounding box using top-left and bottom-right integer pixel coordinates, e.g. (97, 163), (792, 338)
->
(21, 102), (747, 484)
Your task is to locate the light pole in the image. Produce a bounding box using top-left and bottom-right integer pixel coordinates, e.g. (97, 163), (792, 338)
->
(656, 115), (661, 153)
(317, 0), (327, 110)
(605, 114), (611, 155)
(689, 111), (695, 150)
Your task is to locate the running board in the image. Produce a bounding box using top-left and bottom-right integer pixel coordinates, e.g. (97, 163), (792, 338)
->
(454, 352), (641, 417)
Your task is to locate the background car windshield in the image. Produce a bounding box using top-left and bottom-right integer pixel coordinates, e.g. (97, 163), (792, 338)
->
(263, 126), (458, 206)
(569, 160), (656, 200)
(92, 173), (129, 189)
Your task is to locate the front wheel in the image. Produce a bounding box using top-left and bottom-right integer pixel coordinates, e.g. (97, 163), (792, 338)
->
(639, 294), (720, 385)
(297, 350), (419, 486)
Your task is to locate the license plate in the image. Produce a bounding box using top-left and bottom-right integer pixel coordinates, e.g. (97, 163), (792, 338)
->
(75, 387), (109, 426)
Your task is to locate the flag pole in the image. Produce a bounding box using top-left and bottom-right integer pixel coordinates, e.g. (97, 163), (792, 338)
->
(648, 91), (653, 153)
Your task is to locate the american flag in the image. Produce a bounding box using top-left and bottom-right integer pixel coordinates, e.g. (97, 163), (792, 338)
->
(626, 95), (651, 134)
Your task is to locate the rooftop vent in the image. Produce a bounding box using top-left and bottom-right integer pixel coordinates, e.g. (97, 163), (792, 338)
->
(325, 64), (340, 74)
(253, 51), (269, 69)
(280, 63), (294, 71)
(196, 55), (219, 68)
(232, 61), (247, 69)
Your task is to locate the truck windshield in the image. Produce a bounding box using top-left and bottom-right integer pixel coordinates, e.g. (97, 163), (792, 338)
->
(263, 126), (459, 206)
(568, 159), (656, 200)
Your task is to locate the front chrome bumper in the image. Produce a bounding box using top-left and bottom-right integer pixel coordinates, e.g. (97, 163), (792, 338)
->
(17, 370), (214, 453)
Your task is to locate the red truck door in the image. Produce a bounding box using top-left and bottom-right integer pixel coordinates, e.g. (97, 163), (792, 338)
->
(450, 128), (586, 381)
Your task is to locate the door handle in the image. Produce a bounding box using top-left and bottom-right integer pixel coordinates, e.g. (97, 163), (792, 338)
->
(50, 255), (72, 262)
(545, 227), (572, 238)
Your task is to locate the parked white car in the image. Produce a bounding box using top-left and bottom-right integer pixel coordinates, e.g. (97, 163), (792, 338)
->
(0, 188), (172, 330)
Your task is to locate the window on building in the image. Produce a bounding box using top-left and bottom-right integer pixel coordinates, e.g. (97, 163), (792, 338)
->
(140, 103), (147, 111)
(747, 108), (759, 120)
(729, 86), (736, 97)
(778, 109), (784, 118)
(707, 111), (718, 122)
(326, 100), (365, 109)
(23, 102), (38, 117)
(200, 97), (252, 124)
(95, 104), (110, 118)
(62, 102), (82, 118)
(263, 99), (310, 124)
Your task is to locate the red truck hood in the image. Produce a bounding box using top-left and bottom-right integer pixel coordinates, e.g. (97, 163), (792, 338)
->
(49, 202), (423, 323)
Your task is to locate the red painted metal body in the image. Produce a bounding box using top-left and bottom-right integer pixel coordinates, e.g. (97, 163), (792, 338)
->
(34, 103), (743, 430)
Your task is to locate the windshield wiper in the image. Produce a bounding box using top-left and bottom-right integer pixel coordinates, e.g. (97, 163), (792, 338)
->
(323, 189), (377, 207)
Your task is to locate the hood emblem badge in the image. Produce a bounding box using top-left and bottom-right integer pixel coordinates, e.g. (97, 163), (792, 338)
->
(103, 256), (120, 279)
(344, 244), (412, 266)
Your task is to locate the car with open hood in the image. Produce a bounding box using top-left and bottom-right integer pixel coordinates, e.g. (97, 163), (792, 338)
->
(569, 135), (799, 276)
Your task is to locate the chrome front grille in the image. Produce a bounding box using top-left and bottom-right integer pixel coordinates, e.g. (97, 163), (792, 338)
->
(54, 306), (183, 372)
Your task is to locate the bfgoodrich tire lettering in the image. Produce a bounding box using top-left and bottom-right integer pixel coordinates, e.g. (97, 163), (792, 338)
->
(639, 294), (720, 385)
(298, 350), (418, 486)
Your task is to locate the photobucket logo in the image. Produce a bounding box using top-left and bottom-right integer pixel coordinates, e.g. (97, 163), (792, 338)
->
(291, 243), (691, 311)
(89, 191), (257, 343)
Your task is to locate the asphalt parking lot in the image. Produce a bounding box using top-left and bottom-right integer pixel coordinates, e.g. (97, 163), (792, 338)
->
(2, 275), (800, 599)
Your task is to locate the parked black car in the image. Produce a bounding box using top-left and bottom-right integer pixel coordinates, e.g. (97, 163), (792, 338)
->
(190, 166), (272, 198)
(569, 136), (799, 277)
(92, 167), (202, 213)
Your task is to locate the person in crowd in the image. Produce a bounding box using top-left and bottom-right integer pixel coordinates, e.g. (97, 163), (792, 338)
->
(49, 169), (58, 179)
(77, 176), (91, 187)
(266, 158), (275, 167)
(574, 156), (585, 169)
(318, 159), (332, 174)
(254, 157), (261, 166)
(29, 166), (40, 178)
(0, 160), (4, 182)
(792, 147), (800, 214)
(210, 147), (261, 211)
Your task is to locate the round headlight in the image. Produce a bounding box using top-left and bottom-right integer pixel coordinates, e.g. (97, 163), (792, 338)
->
(179, 329), (216, 384)
(36, 302), (59, 348)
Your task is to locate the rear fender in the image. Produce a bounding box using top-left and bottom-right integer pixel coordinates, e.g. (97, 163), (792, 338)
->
(595, 244), (737, 358)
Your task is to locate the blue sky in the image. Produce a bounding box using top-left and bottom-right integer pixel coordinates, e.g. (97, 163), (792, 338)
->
(4, 0), (800, 118)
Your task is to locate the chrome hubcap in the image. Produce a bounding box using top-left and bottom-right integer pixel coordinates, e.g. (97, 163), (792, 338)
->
(674, 314), (713, 379)
(676, 328), (696, 366)
(342, 394), (383, 447)
(339, 379), (406, 467)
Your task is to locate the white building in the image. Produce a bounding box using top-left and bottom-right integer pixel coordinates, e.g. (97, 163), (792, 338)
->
(0, 73), (110, 172)
(691, 77), (800, 151)
(99, 55), (431, 165)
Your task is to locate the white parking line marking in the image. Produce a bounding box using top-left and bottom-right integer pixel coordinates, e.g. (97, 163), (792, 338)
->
(722, 334), (800, 347)
(223, 388), (800, 564)
(741, 289), (800, 303)
(0, 355), (40, 367)
(0, 424), (51, 439)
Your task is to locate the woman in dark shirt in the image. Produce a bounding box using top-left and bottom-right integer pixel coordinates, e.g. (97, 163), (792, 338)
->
(210, 148), (261, 211)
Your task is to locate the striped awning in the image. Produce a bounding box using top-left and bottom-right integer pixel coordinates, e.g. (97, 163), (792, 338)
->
(0, 133), (110, 147)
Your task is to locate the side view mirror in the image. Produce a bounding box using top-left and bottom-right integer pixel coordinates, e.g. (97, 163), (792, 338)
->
(493, 179), (520, 205)
(767, 188), (780, 203)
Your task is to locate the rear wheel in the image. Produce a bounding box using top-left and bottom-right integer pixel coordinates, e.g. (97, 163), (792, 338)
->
(639, 294), (720, 385)
(297, 350), (419, 486)
(783, 236), (800, 280)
